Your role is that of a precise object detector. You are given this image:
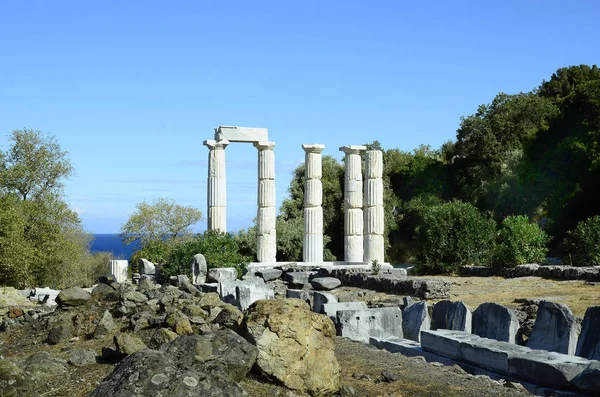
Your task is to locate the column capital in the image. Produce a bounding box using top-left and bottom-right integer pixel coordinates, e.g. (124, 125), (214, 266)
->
(339, 145), (367, 155)
(302, 143), (325, 154)
(254, 141), (276, 151)
(204, 139), (230, 150)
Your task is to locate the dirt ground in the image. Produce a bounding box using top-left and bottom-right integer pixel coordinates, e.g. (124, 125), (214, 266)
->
(422, 275), (600, 317)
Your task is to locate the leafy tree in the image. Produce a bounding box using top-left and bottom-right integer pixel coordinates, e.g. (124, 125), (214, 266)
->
(539, 64), (600, 100)
(120, 198), (202, 246)
(563, 216), (600, 266)
(0, 129), (93, 288)
(414, 201), (496, 274)
(494, 215), (549, 268)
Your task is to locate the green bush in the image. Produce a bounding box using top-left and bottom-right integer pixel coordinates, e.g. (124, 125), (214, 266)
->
(414, 201), (496, 274)
(494, 215), (549, 268)
(129, 239), (177, 273)
(563, 215), (600, 266)
(158, 230), (251, 283)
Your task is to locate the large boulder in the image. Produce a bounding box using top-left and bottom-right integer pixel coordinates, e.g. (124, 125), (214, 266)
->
(575, 306), (600, 360)
(190, 254), (207, 284)
(527, 301), (579, 355)
(90, 331), (256, 397)
(242, 299), (341, 396)
(55, 287), (91, 307)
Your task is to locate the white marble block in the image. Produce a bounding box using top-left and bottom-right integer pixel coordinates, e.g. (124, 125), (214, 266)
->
(204, 139), (230, 232)
(302, 144), (326, 263)
(255, 141), (277, 262)
(304, 179), (323, 207)
(304, 207), (323, 234)
(214, 126), (268, 143)
(364, 206), (385, 234)
(364, 179), (384, 207)
(345, 235), (364, 263)
(340, 145), (367, 264)
(109, 260), (129, 283)
(363, 234), (385, 264)
(257, 234), (277, 262)
(256, 207), (276, 234)
(363, 150), (385, 264)
(345, 208), (364, 235)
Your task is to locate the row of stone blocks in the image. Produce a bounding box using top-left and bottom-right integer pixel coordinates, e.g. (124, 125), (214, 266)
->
(372, 331), (600, 395)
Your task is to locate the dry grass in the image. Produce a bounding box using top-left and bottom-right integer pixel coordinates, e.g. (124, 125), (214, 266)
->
(420, 275), (600, 316)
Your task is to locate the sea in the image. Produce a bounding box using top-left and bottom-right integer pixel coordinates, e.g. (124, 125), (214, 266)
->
(90, 234), (140, 260)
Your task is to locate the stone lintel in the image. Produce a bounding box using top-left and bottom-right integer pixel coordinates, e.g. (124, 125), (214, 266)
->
(339, 145), (367, 155)
(302, 143), (325, 154)
(254, 141), (276, 151)
(204, 139), (230, 150)
(215, 126), (269, 143)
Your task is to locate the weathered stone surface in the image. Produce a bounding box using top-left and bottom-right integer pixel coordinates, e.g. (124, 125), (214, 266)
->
(472, 302), (519, 343)
(0, 359), (28, 396)
(91, 331), (256, 397)
(527, 301), (579, 355)
(148, 328), (179, 349)
(109, 260), (129, 283)
(123, 291), (148, 304)
(114, 333), (147, 356)
(336, 307), (403, 343)
(431, 300), (472, 332)
(165, 311), (193, 335)
(20, 351), (68, 379)
(402, 301), (430, 342)
(310, 277), (341, 291)
(215, 125), (268, 143)
(138, 258), (156, 275)
(508, 349), (590, 388)
(56, 287), (91, 307)
(256, 268), (282, 282)
(572, 361), (600, 393)
(575, 305), (600, 360)
(286, 289), (311, 304)
(137, 277), (156, 293)
(236, 282), (275, 311)
(199, 292), (223, 309)
(190, 253), (207, 284)
(92, 283), (115, 299)
(313, 291), (338, 314)
(283, 271), (316, 287)
(243, 299), (341, 395)
(68, 348), (97, 367)
(322, 302), (368, 321)
(94, 310), (115, 338)
(514, 264), (540, 277)
(47, 325), (70, 345)
(208, 267), (238, 283)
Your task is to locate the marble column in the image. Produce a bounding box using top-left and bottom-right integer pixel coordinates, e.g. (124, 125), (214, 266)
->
(255, 141), (276, 262)
(109, 260), (129, 283)
(363, 150), (385, 264)
(340, 145), (367, 263)
(302, 144), (325, 263)
(204, 139), (230, 232)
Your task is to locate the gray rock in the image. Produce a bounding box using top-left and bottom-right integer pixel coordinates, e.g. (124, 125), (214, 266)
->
(286, 289), (311, 305)
(431, 300), (472, 332)
(402, 301), (430, 342)
(68, 348), (97, 367)
(138, 258), (156, 275)
(122, 291), (148, 304)
(575, 306), (600, 360)
(322, 302), (368, 322)
(94, 310), (115, 338)
(56, 287), (92, 307)
(310, 277), (341, 291)
(313, 291), (337, 314)
(179, 278), (201, 296)
(472, 302), (519, 343)
(20, 351), (67, 379)
(190, 253), (207, 284)
(91, 283), (115, 299)
(47, 325), (70, 345)
(527, 301), (579, 355)
(336, 307), (403, 343)
(90, 331), (256, 397)
(508, 349), (590, 388)
(137, 276), (156, 293)
(283, 271), (316, 287)
(114, 333), (147, 356)
(148, 328), (179, 349)
(235, 282), (275, 311)
(256, 268), (282, 282)
(0, 359), (29, 396)
(208, 267), (238, 283)
(572, 361), (600, 393)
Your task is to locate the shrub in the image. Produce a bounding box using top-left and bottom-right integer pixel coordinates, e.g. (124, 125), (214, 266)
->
(158, 230), (251, 283)
(414, 201), (496, 274)
(129, 239), (177, 273)
(494, 215), (549, 268)
(563, 215), (600, 266)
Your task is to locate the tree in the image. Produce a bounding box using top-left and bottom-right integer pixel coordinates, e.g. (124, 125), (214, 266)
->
(120, 198), (203, 246)
(0, 129), (95, 288)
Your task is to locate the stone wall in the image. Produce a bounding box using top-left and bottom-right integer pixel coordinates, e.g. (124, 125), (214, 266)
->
(459, 264), (600, 281)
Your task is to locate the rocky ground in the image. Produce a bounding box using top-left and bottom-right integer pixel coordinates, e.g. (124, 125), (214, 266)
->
(2, 274), (597, 396)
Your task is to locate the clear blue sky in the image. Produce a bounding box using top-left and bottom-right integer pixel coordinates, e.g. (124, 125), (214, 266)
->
(1, 1), (598, 233)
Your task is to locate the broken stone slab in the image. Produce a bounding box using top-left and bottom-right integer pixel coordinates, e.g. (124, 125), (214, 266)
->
(31, 287), (60, 306)
(284, 271), (317, 287)
(197, 283), (218, 293)
(310, 277), (341, 291)
(109, 260), (129, 283)
(420, 329), (475, 360)
(322, 301), (368, 322)
(214, 125), (268, 143)
(190, 254), (207, 284)
(235, 283), (275, 311)
(402, 301), (430, 342)
(572, 361), (600, 394)
(431, 300), (472, 332)
(313, 291), (338, 314)
(56, 287), (92, 307)
(527, 301), (580, 355)
(472, 302), (519, 343)
(219, 277), (265, 306)
(138, 258), (156, 275)
(286, 289), (311, 305)
(508, 349), (591, 388)
(575, 306), (600, 360)
(336, 307), (403, 343)
(459, 334), (531, 374)
(208, 267), (238, 283)
(256, 268), (283, 282)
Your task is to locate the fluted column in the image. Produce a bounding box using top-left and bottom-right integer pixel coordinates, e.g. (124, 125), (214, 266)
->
(340, 145), (367, 263)
(204, 139), (230, 232)
(302, 144), (325, 263)
(255, 141), (276, 262)
(364, 150), (385, 264)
